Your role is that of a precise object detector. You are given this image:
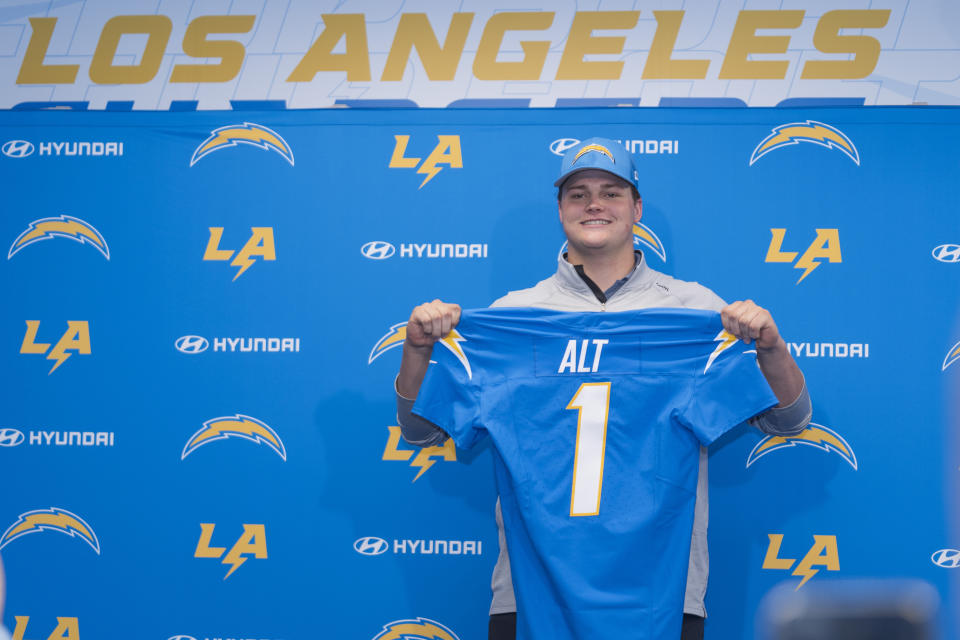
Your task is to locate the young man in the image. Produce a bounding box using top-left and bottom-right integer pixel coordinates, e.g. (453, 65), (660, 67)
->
(395, 138), (811, 639)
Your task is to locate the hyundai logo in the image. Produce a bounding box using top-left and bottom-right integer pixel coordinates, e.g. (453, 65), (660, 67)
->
(175, 335), (209, 354)
(361, 241), (396, 260)
(932, 549), (960, 568)
(0, 428), (25, 447)
(2, 140), (34, 158)
(932, 244), (960, 263)
(167, 636), (198, 640)
(354, 536), (389, 555)
(549, 138), (580, 156)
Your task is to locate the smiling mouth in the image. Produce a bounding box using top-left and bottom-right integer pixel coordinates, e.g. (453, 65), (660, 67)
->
(582, 220), (611, 225)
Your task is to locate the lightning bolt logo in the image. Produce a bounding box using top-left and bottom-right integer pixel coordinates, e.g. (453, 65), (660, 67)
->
(704, 330), (739, 373)
(368, 323), (472, 379)
(409, 447), (446, 481)
(0, 507), (100, 554)
(369, 323), (409, 364)
(747, 423), (857, 469)
(632, 222), (666, 262)
(222, 542), (248, 579)
(574, 143), (615, 164)
(417, 161), (443, 189)
(942, 340), (960, 371)
(750, 121), (860, 166)
(372, 617), (461, 640)
(793, 563), (819, 590)
(8, 215), (109, 260)
(182, 415), (286, 460)
(46, 339), (72, 374)
(231, 252), (255, 281)
(190, 123), (294, 167)
(793, 250), (820, 284)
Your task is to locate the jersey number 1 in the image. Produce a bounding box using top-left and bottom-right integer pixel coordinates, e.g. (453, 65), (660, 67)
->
(567, 382), (611, 517)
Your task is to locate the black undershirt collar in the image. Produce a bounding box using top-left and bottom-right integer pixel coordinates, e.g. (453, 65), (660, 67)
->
(569, 251), (642, 304)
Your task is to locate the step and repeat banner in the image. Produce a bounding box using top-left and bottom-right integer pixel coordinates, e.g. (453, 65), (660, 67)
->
(2, 0), (960, 110)
(1, 106), (959, 639)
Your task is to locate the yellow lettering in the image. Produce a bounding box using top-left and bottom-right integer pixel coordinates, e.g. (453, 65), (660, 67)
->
(422, 135), (462, 169)
(287, 14), (370, 82)
(228, 524), (268, 559)
(52, 321), (91, 356)
(556, 11), (640, 80)
(48, 617), (80, 640)
(765, 229), (798, 262)
(473, 12), (553, 81)
(234, 227), (276, 263)
(642, 11), (709, 79)
(719, 10), (803, 79)
(219, 523), (267, 578)
(203, 227), (234, 260)
(389, 135), (420, 168)
(413, 438), (456, 464)
(417, 135), (462, 188)
(799, 229), (842, 264)
(12, 616), (29, 640)
(802, 10), (891, 79)
(383, 426), (414, 461)
(16, 18), (80, 84)
(90, 15), (172, 84)
(20, 320), (50, 354)
(381, 13), (473, 81)
(171, 15), (256, 83)
(194, 523), (226, 558)
(796, 535), (840, 572)
(793, 535), (839, 588)
(762, 533), (796, 570)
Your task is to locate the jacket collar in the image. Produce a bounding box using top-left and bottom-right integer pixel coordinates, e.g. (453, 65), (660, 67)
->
(554, 250), (657, 300)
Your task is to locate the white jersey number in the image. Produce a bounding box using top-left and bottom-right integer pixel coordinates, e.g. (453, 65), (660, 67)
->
(567, 382), (611, 516)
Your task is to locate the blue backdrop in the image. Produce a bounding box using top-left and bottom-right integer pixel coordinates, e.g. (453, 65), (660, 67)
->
(0, 106), (958, 640)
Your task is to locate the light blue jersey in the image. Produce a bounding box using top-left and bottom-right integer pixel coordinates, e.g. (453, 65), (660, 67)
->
(413, 307), (777, 640)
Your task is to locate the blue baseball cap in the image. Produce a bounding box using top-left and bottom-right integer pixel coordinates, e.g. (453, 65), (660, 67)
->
(554, 137), (640, 193)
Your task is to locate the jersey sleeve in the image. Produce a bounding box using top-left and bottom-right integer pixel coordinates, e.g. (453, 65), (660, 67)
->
(678, 339), (779, 446)
(411, 352), (485, 451)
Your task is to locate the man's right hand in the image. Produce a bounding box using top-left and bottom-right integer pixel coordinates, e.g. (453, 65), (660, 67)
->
(405, 299), (462, 349)
(397, 299), (461, 399)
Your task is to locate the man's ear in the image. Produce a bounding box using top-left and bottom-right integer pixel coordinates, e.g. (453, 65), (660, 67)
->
(634, 196), (643, 223)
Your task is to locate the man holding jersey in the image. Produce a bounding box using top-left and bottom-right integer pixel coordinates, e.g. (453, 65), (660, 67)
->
(394, 138), (811, 639)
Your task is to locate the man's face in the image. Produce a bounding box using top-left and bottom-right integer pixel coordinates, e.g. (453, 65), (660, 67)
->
(558, 169), (642, 261)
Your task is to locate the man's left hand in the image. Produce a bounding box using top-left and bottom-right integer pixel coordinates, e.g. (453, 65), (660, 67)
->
(721, 300), (783, 351)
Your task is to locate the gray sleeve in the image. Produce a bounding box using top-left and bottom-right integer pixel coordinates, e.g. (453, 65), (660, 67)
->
(749, 380), (812, 437)
(395, 376), (449, 447)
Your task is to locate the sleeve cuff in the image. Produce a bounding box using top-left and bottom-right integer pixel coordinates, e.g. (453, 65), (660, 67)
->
(395, 375), (448, 447)
(749, 379), (812, 437)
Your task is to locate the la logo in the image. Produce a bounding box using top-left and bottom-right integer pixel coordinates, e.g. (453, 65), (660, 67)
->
(762, 534), (840, 589)
(20, 320), (91, 374)
(765, 229), (841, 284)
(203, 227), (276, 281)
(12, 616), (79, 640)
(382, 426), (456, 481)
(194, 523), (268, 579)
(389, 135), (462, 189)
